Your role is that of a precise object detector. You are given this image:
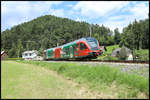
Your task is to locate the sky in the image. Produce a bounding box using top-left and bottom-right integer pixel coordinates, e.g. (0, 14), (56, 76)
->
(1, 1), (149, 33)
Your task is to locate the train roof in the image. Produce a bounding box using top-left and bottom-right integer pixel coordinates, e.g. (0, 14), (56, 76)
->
(45, 37), (97, 51)
(60, 37), (95, 48)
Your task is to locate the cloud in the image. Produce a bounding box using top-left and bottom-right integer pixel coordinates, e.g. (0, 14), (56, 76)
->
(50, 9), (65, 17)
(73, 1), (130, 18)
(99, 20), (127, 33)
(1, 1), (149, 33)
(129, 2), (149, 19)
(66, 4), (73, 7)
(72, 1), (149, 33)
(1, 1), (63, 31)
(75, 17), (86, 22)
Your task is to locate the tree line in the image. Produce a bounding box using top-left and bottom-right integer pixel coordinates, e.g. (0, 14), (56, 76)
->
(1, 15), (149, 57)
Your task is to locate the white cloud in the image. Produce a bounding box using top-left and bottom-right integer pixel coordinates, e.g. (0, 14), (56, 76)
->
(75, 17), (86, 22)
(50, 9), (65, 17)
(67, 4), (73, 7)
(129, 2), (149, 19)
(1, 1), (64, 31)
(105, 2), (149, 33)
(2, 1), (149, 33)
(2, 1), (30, 14)
(72, 1), (148, 33)
(73, 1), (129, 18)
(99, 20), (126, 33)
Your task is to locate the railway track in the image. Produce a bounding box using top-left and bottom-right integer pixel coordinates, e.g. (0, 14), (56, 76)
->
(88, 60), (149, 64)
(45, 59), (149, 64)
(43, 59), (149, 78)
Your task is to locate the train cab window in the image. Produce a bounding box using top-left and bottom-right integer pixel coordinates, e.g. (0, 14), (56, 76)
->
(74, 44), (79, 51)
(80, 43), (87, 50)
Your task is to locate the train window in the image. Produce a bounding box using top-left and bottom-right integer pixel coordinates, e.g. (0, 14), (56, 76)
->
(80, 43), (87, 50)
(66, 48), (70, 55)
(49, 51), (52, 56)
(64, 48), (69, 55)
(49, 50), (54, 57)
(70, 46), (72, 53)
(74, 44), (79, 51)
(74, 44), (78, 48)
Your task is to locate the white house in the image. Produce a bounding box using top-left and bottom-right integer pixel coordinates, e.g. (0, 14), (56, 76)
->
(32, 56), (43, 61)
(22, 50), (38, 60)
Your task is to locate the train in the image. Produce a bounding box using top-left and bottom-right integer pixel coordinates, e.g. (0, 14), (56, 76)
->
(43, 37), (103, 60)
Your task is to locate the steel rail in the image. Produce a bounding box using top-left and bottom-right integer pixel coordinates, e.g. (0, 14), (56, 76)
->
(44, 59), (149, 64)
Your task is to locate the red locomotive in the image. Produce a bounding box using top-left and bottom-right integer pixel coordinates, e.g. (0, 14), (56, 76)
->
(43, 37), (102, 60)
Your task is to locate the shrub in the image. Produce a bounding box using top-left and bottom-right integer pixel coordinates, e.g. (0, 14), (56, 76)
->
(118, 46), (128, 60)
(6, 58), (24, 61)
(103, 56), (118, 60)
(134, 49), (149, 61)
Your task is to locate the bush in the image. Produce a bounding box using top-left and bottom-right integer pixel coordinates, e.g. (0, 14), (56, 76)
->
(134, 49), (149, 61)
(118, 46), (128, 60)
(6, 58), (24, 61)
(103, 56), (118, 60)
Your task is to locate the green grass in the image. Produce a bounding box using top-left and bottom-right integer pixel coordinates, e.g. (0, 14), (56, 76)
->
(98, 45), (149, 61)
(105, 45), (119, 55)
(5, 57), (24, 61)
(17, 60), (149, 99)
(1, 61), (95, 99)
(98, 45), (119, 60)
(134, 49), (149, 61)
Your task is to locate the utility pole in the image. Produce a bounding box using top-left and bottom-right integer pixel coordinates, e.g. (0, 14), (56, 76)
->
(89, 25), (92, 37)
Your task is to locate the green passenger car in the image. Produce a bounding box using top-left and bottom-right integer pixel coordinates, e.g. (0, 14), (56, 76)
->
(61, 42), (76, 59)
(46, 49), (54, 59)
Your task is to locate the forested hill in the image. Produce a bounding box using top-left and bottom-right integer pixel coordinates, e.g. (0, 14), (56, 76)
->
(1, 15), (149, 57)
(1, 15), (113, 57)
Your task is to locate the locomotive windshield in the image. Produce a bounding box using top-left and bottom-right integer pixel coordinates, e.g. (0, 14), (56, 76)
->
(86, 38), (99, 50)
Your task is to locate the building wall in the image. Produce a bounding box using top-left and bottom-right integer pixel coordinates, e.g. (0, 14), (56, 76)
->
(22, 52), (37, 60)
(1, 53), (8, 60)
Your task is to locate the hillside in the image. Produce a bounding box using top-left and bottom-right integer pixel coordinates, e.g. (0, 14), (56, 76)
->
(1, 15), (113, 57)
(1, 15), (149, 58)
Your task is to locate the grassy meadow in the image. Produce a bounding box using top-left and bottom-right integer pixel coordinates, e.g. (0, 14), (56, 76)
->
(16, 60), (149, 99)
(1, 61), (95, 99)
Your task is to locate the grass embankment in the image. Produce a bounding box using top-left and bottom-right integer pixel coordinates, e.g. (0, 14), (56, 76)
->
(1, 61), (94, 99)
(98, 45), (149, 61)
(98, 45), (119, 60)
(18, 61), (149, 99)
(134, 49), (149, 61)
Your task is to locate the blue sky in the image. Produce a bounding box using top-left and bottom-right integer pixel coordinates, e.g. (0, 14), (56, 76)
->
(1, 1), (149, 33)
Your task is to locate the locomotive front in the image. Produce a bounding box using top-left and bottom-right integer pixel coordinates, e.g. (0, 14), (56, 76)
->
(85, 37), (102, 58)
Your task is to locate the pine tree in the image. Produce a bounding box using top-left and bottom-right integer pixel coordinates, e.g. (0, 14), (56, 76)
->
(17, 39), (24, 58)
(114, 28), (121, 44)
(118, 46), (128, 60)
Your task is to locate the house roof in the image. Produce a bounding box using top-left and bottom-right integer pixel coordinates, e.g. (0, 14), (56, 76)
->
(22, 50), (37, 54)
(1, 51), (5, 55)
(111, 47), (132, 56)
